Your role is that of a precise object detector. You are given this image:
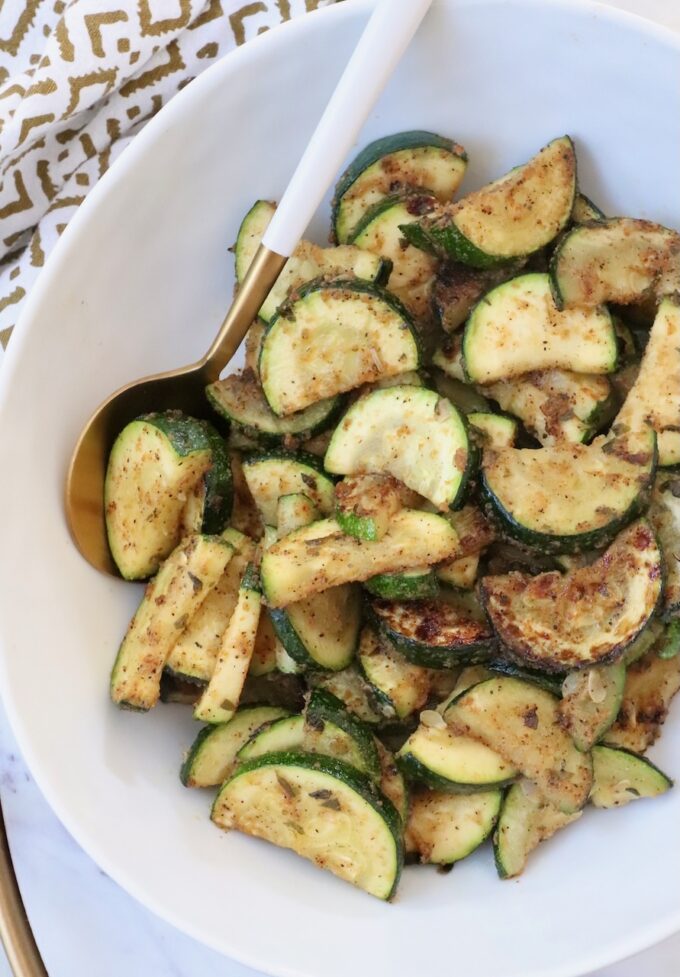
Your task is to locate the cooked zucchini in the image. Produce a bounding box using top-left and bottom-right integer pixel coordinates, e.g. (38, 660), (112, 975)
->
(486, 659), (564, 697)
(304, 688), (381, 779)
(194, 564), (262, 724)
(550, 218), (680, 308)
(613, 296), (680, 467)
(259, 280), (420, 416)
(235, 200), (390, 321)
(241, 451), (335, 526)
(571, 192), (605, 224)
(261, 509), (460, 607)
(207, 371), (341, 447)
(212, 752), (403, 899)
(269, 584), (362, 672)
(369, 593), (494, 668)
(485, 370), (615, 445)
(310, 666), (387, 724)
(105, 413), (213, 580)
(325, 386), (475, 510)
(659, 620), (680, 660)
(333, 130), (467, 244)
(481, 521), (662, 672)
(178, 423), (233, 535)
(166, 529), (255, 684)
(590, 745), (673, 807)
(559, 663), (626, 751)
(357, 626), (432, 719)
(405, 789), (502, 865)
(432, 371), (491, 415)
(237, 714), (305, 761)
(180, 705), (289, 787)
(623, 618), (664, 667)
(649, 473), (680, 619)
(431, 260), (522, 334)
(364, 567), (439, 601)
(401, 136), (576, 267)
(375, 739), (409, 823)
(481, 429), (657, 553)
(398, 719), (516, 792)
(467, 412), (518, 449)
(436, 554), (479, 590)
(445, 677), (593, 813)
(110, 535), (232, 710)
(335, 473), (409, 542)
(463, 273), (617, 384)
(276, 493), (320, 538)
(604, 644), (680, 753)
(229, 452), (264, 540)
(493, 782), (581, 879)
(446, 504), (496, 556)
(249, 609), (279, 677)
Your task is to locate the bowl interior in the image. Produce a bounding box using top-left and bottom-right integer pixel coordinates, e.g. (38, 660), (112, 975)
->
(0, 3), (679, 977)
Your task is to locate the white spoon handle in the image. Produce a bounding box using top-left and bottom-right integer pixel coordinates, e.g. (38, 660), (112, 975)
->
(262, 0), (434, 257)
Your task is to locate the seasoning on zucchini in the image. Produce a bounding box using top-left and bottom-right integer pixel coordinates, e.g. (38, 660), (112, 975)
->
(237, 714), (305, 761)
(405, 789), (502, 865)
(269, 584), (362, 672)
(357, 626), (432, 720)
(571, 192), (605, 224)
(467, 412), (518, 450)
(590, 745), (673, 807)
(276, 493), (321, 538)
(649, 473), (680, 619)
(604, 643), (680, 753)
(436, 554), (479, 590)
(494, 782), (581, 879)
(559, 663), (626, 751)
(241, 451), (335, 527)
(304, 688), (381, 779)
(335, 473), (411, 542)
(431, 260), (522, 334)
(310, 665), (387, 725)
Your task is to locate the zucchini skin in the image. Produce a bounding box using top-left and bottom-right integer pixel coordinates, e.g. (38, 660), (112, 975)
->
(201, 422), (233, 533)
(306, 688), (381, 779)
(397, 750), (515, 795)
(364, 570), (439, 601)
(487, 659), (564, 697)
(402, 219), (509, 269)
(267, 595), (360, 674)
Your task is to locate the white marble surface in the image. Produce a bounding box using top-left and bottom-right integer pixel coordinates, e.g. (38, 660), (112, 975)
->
(2, 0), (680, 974)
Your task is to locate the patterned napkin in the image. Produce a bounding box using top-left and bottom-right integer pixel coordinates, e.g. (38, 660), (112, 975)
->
(0, 0), (335, 364)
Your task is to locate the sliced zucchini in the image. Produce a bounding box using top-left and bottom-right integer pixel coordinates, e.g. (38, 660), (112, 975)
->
(269, 584), (362, 672)
(613, 296), (680, 467)
(401, 136), (576, 267)
(237, 714), (305, 762)
(212, 753), (403, 899)
(166, 529), (255, 684)
(310, 666), (387, 725)
(375, 739), (409, 823)
(485, 370), (615, 446)
(398, 720), (516, 792)
(259, 280), (420, 416)
(493, 782), (581, 879)
(482, 521), (662, 671)
(604, 644), (680, 753)
(363, 370), (425, 392)
(622, 618), (664, 667)
(193, 564), (262, 724)
(463, 273), (617, 384)
(436, 553), (479, 590)
(431, 260), (523, 334)
(105, 413), (213, 580)
(649, 474), (680, 619)
(446, 504), (496, 556)
(445, 677), (593, 813)
(559, 663), (626, 751)
(180, 705), (289, 787)
(325, 386), (475, 510)
(304, 689), (381, 779)
(550, 218), (680, 308)
(486, 659), (564, 697)
(206, 371), (341, 447)
(369, 593), (494, 669)
(110, 535), (233, 710)
(571, 192), (605, 224)
(249, 609), (279, 677)
(333, 130), (467, 244)
(241, 451), (335, 527)
(335, 473), (409, 542)
(276, 493), (320, 538)
(481, 429), (657, 553)
(432, 371), (491, 415)
(357, 626), (432, 720)
(235, 200), (390, 321)
(364, 567), (439, 601)
(432, 336), (466, 382)
(405, 789), (502, 865)
(261, 509), (460, 607)
(229, 452), (264, 540)
(590, 744), (673, 807)
(467, 412), (518, 449)
(195, 423), (233, 534)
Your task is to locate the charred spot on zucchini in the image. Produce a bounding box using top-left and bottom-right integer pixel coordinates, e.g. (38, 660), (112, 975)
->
(304, 688), (381, 779)
(431, 260), (523, 334)
(405, 789), (502, 865)
(241, 451), (335, 527)
(590, 744), (673, 807)
(493, 781), (581, 879)
(357, 626), (432, 719)
(335, 473), (409, 542)
(559, 663), (626, 751)
(604, 643), (680, 753)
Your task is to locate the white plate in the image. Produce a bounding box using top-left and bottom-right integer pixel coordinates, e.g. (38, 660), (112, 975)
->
(0, 2), (679, 975)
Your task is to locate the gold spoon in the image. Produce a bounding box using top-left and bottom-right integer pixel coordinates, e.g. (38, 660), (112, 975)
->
(65, 0), (434, 577)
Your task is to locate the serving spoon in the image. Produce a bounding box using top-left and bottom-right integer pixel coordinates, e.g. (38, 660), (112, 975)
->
(65, 0), (434, 578)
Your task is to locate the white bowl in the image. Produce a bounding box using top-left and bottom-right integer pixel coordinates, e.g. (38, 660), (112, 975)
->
(1, 2), (679, 975)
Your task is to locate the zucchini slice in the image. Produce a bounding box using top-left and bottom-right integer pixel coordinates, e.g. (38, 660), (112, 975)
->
(259, 280), (420, 416)
(604, 644), (680, 753)
(276, 493), (320, 538)
(402, 136), (576, 267)
(590, 745), (673, 808)
(398, 719), (516, 792)
(559, 663), (626, 751)
(405, 789), (502, 865)
(105, 413), (213, 580)
(445, 677), (593, 813)
(571, 192), (605, 224)
(357, 626), (432, 720)
(304, 688), (381, 779)
(241, 451), (335, 527)
(310, 666), (387, 725)
(436, 554), (480, 590)
(110, 535), (233, 711)
(486, 659), (564, 697)
(463, 273), (617, 384)
(481, 429), (657, 553)
(237, 714), (305, 762)
(375, 739), (409, 823)
(212, 752), (404, 899)
(467, 412), (518, 449)
(550, 218), (680, 308)
(432, 260), (523, 334)
(613, 296), (680, 467)
(369, 593), (494, 669)
(180, 705), (289, 787)
(235, 200), (390, 321)
(269, 584), (362, 672)
(325, 386), (475, 510)
(249, 609), (279, 678)
(364, 567), (439, 601)
(659, 619), (680, 660)
(447, 504), (496, 557)
(493, 782), (581, 879)
(333, 130), (467, 244)
(432, 371), (492, 415)
(207, 371), (341, 447)
(335, 473), (411, 542)
(485, 370), (615, 445)
(166, 529), (255, 684)
(261, 509), (460, 607)
(179, 423), (233, 535)
(193, 564), (262, 724)
(481, 521), (662, 672)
